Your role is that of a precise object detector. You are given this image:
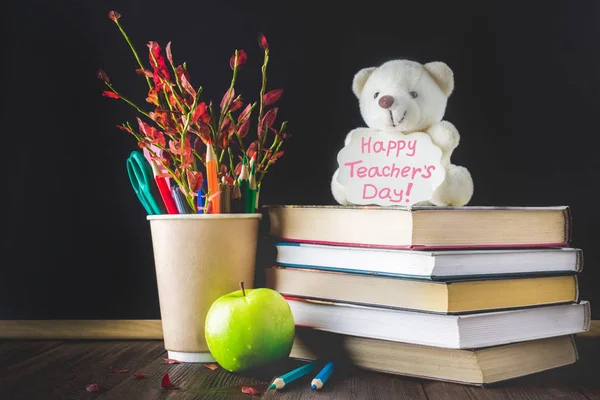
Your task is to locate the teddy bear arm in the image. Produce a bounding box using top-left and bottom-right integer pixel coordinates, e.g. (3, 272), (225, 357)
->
(426, 121), (460, 153)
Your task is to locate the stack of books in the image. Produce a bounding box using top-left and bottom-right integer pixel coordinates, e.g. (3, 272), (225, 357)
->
(263, 205), (591, 386)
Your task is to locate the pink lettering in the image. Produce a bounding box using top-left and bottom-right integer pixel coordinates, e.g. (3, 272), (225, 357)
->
(386, 140), (397, 157)
(390, 188), (405, 203)
(361, 136), (372, 154)
(357, 166), (367, 178)
(344, 160), (363, 177)
(368, 166), (382, 178)
(362, 184), (377, 199)
(401, 166), (411, 178)
(422, 165), (436, 179)
(395, 140), (406, 157)
(411, 167), (422, 179)
(407, 140), (417, 156)
(390, 163), (401, 178)
(382, 165), (391, 177)
(373, 140), (384, 153)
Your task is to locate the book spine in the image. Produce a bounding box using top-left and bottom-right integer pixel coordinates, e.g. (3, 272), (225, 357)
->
(582, 301), (591, 332)
(564, 206), (573, 245)
(575, 249), (584, 273)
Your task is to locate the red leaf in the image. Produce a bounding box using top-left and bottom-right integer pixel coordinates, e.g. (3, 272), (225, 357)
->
(146, 87), (160, 106)
(113, 369), (129, 374)
(220, 88), (235, 111)
(237, 103), (252, 123)
(263, 89), (283, 106)
(235, 162), (242, 175)
(221, 118), (235, 138)
(230, 99), (243, 112)
(241, 386), (262, 396)
(194, 123), (212, 145)
(191, 102), (207, 124)
(258, 33), (269, 50)
(187, 169), (204, 193)
(134, 373), (148, 379)
(261, 107), (278, 128)
(137, 117), (166, 147)
(108, 10), (121, 21)
(204, 363), (218, 371)
(180, 74), (196, 98)
(162, 358), (182, 364)
(97, 69), (110, 83)
(136, 68), (153, 78)
(102, 91), (120, 99)
(86, 383), (101, 392)
(147, 41), (171, 84)
(161, 373), (180, 390)
(166, 41), (174, 66)
(246, 141), (258, 160)
(238, 118), (250, 139)
(229, 49), (248, 70)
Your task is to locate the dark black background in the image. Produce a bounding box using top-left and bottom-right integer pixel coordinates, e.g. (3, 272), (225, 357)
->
(2, 0), (598, 319)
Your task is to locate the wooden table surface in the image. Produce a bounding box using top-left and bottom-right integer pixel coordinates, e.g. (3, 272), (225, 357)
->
(0, 337), (598, 400)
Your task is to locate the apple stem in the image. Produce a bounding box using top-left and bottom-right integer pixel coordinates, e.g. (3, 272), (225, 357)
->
(240, 281), (246, 297)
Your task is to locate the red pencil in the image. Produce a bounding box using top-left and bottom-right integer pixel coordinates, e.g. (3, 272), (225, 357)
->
(149, 159), (179, 214)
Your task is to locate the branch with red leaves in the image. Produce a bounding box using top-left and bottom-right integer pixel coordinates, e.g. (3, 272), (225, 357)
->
(99, 11), (291, 212)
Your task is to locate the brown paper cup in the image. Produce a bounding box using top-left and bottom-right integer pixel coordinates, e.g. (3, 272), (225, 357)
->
(147, 213), (262, 362)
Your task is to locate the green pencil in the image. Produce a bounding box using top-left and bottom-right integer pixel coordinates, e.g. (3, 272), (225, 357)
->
(248, 154), (257, 213)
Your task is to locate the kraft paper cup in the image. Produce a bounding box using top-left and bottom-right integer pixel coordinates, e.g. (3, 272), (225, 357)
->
(147, 213), (262, 363)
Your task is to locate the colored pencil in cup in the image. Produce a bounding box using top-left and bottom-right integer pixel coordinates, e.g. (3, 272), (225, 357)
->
(205, 143), (220, 213)
(231, 182), (242, 213)
(269, 362), (316, 390)
(248, 154), (257, 213)
(311, 361), (334, 390)
(149, 159), (178, 214)
(238, 154), (250, 213)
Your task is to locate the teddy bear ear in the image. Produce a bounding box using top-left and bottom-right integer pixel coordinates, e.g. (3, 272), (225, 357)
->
(424, 62), (454, 96)
(352, 67), (376, 98)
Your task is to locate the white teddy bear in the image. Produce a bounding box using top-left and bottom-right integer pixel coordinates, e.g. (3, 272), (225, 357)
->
(331, 59), (474, 206)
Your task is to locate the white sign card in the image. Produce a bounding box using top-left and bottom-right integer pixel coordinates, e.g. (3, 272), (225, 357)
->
(336, 130), (445, 206)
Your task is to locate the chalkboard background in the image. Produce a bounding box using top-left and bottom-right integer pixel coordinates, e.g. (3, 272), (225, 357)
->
(3, 0), (599, 319)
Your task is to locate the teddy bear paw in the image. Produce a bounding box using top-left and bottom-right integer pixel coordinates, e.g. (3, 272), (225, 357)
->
(331, 169), (350, 205)
(426, 121), (460, 153)
(430, 164), (474, 206)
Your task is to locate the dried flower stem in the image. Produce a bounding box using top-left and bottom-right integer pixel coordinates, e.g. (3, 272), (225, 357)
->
(111, 18), (152, 90)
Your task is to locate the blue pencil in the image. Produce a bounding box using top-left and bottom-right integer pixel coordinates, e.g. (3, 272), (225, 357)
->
(311, 361), (334, 390)
(269, 362), (317, 390)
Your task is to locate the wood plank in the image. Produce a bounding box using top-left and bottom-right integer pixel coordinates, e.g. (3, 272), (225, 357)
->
(0, 340), (63, 370)
(262, 368), (428, 400)
(0, 320), (163, 339)
(94, 352), (271, 400)
(0, 340), (166, 399)
(0, 320), (597, 339)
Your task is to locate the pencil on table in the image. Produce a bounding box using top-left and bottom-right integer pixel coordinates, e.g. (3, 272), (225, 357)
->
(205, 144), (220, 213)
(311, 361), (335, 390)
(269, 362), (317, 390)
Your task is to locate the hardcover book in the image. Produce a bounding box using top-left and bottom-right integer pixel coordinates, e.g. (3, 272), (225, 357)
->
(265, 205), (571, 249)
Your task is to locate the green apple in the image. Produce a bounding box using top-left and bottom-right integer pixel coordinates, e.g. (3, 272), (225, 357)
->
(205, 282), (295, 372)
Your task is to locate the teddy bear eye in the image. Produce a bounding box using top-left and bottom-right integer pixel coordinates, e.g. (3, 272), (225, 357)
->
(409, 91), (418, 98)
(374, 92), (380, 99)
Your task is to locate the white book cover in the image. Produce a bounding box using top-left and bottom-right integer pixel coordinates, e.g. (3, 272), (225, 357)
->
(286, 297), (590, 349)
(275, 242), (583, 280)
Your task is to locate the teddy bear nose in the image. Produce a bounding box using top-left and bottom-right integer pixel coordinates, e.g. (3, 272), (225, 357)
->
(378, 95), (394, 109)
